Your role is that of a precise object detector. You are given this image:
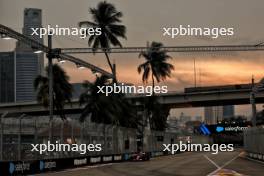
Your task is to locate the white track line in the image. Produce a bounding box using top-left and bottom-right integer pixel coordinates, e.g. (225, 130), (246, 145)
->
(204, 155), (220, 169)
(205, 153), (241, 176)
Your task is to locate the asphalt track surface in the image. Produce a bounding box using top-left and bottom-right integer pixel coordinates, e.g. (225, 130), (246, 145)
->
(39, 151), (264, 176)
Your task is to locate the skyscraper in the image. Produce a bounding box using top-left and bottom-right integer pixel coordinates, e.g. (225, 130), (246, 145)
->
(204, 106), (224, 125)
(16, 8), (44, 75)
(0, 52), (15, 103)
(223, 105), (235, 119)
(0, 8), (43, 103)
(204, 105), (235, 124)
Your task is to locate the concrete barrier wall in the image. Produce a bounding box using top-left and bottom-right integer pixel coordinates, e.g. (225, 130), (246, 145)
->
(244, 127), (264, 160)
(191, 135), (213, 145)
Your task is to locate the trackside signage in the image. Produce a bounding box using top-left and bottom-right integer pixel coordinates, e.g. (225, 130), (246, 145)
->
(39, 160), (56, 171)
(9, 162), (31, 174)
(114, 155), (122, 161)
(0, 153), (153, 174)
(74, 158), (87, 166)
(90, 156), (101, 163)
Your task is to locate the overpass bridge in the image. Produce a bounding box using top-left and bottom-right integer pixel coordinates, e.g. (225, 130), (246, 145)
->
(129, 87), (264, 108)
(0, 84), (264, 116)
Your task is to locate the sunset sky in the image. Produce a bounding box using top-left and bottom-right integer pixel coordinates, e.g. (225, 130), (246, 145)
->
(1, 0), (264, 118)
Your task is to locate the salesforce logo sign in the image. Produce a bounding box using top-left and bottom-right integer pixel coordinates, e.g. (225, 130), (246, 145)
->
(9, 162), (15, 174)
(216, 126), (248, 133)
(216, 126), (224, 132)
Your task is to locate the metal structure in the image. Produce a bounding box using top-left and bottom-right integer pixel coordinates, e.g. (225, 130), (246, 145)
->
(61, 45), (264, 54)
(0, 24), (114, 78)
(2, 24), (264, 56)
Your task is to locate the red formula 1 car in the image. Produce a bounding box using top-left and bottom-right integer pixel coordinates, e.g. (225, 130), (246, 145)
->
(130, 152), (150, 161)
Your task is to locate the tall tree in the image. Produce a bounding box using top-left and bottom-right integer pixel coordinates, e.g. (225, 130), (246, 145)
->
(138, 41), (174, 90)
(34, 64), (72, 141)
(79, 1), (126, 80)
(79, 75), (116, 124)
(34, 64), (73, 120)
(79, 75), (139, 152)
(138, 41), (174, 140)
(79, 75), (139, 128)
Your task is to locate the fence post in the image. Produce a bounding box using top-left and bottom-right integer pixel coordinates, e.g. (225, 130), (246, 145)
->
(34, 116), (38, 159)
(0, 112), (8, 161)
(18, 114), (25, 161)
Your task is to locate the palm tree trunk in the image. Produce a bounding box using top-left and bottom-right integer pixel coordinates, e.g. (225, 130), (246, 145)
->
(104, 52), (117, 82)
(103, 123), (106, 155)
(104, 52), (114, 73)
(49, 120), (53, 142)
(151, 73), (155, 95)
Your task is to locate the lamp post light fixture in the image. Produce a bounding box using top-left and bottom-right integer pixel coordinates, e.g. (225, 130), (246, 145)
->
(33, 50), (43, 54)
(58, 58), (66, 64)
(76, 63), (85, 70)
(0, 33), (12, 40)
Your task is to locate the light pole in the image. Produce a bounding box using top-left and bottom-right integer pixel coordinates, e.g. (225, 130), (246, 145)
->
(47, 34), (54, 143)
(18, 114), (26, 161)
(250, 77), (257, 127)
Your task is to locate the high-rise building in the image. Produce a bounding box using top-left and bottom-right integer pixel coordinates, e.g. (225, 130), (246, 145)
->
(0, 8), (43, 103)
(204, 106), (224, 125)
(193, 116), (202, 122)
(223, 105), (235, 119)
(0, 52), (15, 103)
(16, 8), (44, 75)
(15, 52), (39, 102)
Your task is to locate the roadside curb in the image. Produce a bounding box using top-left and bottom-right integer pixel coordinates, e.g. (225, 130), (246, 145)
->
(240, 152), (264, 165)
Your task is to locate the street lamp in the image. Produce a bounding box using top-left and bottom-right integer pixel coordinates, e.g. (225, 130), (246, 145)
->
(0, 33), (12, 40)
(31, 46), (43, 54)
(33, 50), (43, 54)
(47, 34), (54, 143)
(18, 114), (26, 161)
(58, 58), (66, 64)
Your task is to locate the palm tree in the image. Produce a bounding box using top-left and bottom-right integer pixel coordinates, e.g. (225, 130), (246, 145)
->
(79, 75), (139, 152)
(79, 75), (139, 127)
(79, 75), (116, 124)
(137, 42), (174, 148)
(34, 64), (73, 141)
(79, 1), (126, 80)
(138, 41), (174, 90)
